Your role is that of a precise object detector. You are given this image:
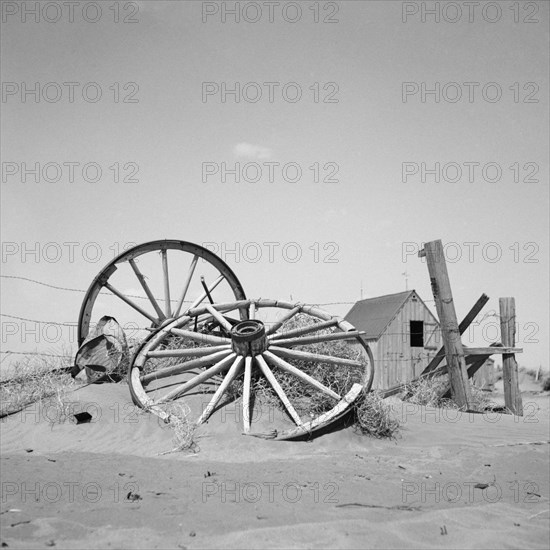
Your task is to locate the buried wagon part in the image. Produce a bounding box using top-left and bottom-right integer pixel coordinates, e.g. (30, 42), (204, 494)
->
(128, 298), (374, 441)
(77, 240), (248, 346)
(73, 315), (129, 383)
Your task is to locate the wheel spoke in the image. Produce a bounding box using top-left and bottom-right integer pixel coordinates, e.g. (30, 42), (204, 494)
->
(243, 356), (253, 433)
(147, 344), (231, 358)
(161, 248), (172, 318)
(205, 303), (233, 333)
(268, 346), (363, 368)
(78, 239), (247, 346)
(174, 255), (198, 318)
(103, 281), (158, 323)
(128, 259), (166, 321)
(200, 276), (215, 304)
(269, 319), (338, 341)
(188, 275), (224, 310)
(141, 349), (232, 383)
(273, 330), (364, 348)
(256, 355), (303, 426)
(197, 356), (244, 425)
(170, 327), (231, 346)
(187, 299), (251, 318)
(266, 305), (302, 335)
(263, 350), (340, 400)
(154, 352), (237, 404)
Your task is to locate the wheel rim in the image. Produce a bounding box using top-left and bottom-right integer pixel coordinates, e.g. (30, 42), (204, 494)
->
(77, 240), (247, 346)
(128, 298), (374, 440)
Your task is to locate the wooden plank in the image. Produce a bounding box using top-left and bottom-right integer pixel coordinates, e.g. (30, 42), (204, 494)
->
(421, 240), (473, 409)
(499, 298), (523, 416)
(463, 347), (523, 355)
(442, 354), (491, 399)
(382, 343), (504, 398)
(381, 344), (502, 399)
(421, 294), (489, 376)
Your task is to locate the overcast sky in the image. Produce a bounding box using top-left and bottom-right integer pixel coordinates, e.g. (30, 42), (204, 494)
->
(1, 0), (548, 370)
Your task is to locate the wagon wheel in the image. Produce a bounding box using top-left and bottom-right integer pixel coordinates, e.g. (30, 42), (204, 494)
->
(128, 299), (374, 441)
(77, 240), (247, 346)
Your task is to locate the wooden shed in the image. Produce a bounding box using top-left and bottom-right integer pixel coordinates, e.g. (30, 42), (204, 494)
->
(345, 290), (442, 390)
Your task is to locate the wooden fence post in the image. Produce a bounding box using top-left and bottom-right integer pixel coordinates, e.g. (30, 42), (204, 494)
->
(499, 298), (523, 416)
(421, 293), (489, 376)
(420, 240), (473, 410)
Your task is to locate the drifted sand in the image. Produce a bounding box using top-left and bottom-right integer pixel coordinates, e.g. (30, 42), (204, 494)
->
(1, 381), (548, 549)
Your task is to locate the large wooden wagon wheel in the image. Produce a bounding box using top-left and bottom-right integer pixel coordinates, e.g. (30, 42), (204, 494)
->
(128, 299), (374, 440)
(77, 240), (247, 346)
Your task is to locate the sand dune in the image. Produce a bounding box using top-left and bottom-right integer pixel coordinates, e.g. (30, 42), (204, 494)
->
(1, 381), (548, 548)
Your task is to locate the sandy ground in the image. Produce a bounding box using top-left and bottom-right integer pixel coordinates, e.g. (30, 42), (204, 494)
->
(1, 378), (549, 549)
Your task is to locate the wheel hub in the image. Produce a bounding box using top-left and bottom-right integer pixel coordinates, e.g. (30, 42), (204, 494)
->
(231, 320), (267, 356)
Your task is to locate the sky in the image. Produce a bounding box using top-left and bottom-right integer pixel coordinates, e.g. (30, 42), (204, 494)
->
(1, 0), (548, 371)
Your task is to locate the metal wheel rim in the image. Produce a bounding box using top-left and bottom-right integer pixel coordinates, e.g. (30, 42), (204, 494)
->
(77, 240), (247, 346)
(128, 298), (374, 440)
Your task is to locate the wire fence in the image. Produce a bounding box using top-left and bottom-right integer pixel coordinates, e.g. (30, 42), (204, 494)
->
(0, 350), (73, 358)
(0, 273), (453, 362)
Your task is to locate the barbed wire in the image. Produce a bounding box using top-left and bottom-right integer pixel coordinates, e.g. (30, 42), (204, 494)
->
(1, 313), (78, 326)
(0, 274), (466, 362)
(0, 313), (145, 331)
(0, 275), (85, 293)
(1, 312), (446, 340)
(0, 274), (154, 301)
(0, 350), (73, 358)
(0, 274), (362, 306)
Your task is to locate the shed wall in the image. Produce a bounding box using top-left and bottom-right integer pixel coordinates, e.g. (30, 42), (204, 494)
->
(364, 297), (441, 390)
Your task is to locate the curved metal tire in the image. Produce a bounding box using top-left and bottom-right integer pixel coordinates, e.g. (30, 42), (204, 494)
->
(77, 240), (247, 346)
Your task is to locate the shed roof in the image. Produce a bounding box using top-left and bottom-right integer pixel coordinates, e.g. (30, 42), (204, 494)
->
(344, 290), (418, 340)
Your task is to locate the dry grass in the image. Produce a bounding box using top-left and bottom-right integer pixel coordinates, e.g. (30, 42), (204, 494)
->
(470, 383), (493, 410)
(143, 313), (399, 440)
(0, 351), (75, 417)
(403, 374), (494, 411)
(155, 402), (198, 455)
(44, 386), (78, 426)
(403, 375), (458, 409)
(353, 390), (401, 439)
(142, 335), (203, 375)
(227, 313), (366, 419)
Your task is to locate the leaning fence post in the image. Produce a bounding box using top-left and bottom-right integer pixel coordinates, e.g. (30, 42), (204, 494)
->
(499, 297), (523, 416)
(420, 240), (473, 410)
